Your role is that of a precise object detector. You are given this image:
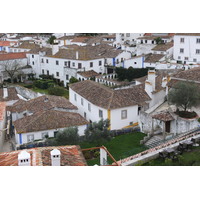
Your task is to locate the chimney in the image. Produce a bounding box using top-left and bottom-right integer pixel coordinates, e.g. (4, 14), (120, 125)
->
(147, 70), (156, 91)
(100, 147), (107, 166)
(76, 51), (79, 60)
(52, 45), (59, 55)
(18, 151), (31, 166)
(50, 149), (61, 166)
(44, 96), (49, 102)
(3, 88), (8, 99)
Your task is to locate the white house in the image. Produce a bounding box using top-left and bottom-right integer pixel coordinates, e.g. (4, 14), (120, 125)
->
(151, 42), (173, 59)
(115, 33), (144, 47)
(69, 80), (151, 130)
(143, 54), (166, 69)
(13, 110), (89, 145)
(173, 33), (200, 64)
(27, 44), (131, 86)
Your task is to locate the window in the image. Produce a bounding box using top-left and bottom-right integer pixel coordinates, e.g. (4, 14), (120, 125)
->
(46, 59), (48, 63)
(41, 58), (44, 63)
(126, 33), (130, 37)
(90, 62), (93, 67)
(196, 49), (200, 54)
(178, 56), (181, 59)
(32, 55), (34, 58)
(193, 58), (197, 62)
(145, 40), (147, 44)
(116, 59), (119, 64)
(64, 61), (68, 66)
(88, 103), (91, 111)
(99, 61), (102, 66)
(81, 98), (84, 106)
(138, 107), (141, 115)
(42, 69), (44, 74)
(47, 70), (49, 75)
(180, 48), (184, 53)
(84, 112), (87, 118)
(185, 57), (188, 60)
(134, 62), (137, 64)
(72, 62), (75, 67)
(42, 132), (48, 139)
(180, 38), (184, 43)
(56, 72), (59, 76)
(27, 135), (34, 143)
(121, 110), (127, 119)
(54, 131), (58, 138)
(66, 75), (69, 80)
(32, 61), (34, 65)
(74, 93), (77, 101)
(132, 39), (134, 42)
(56, 60), (59, 65)
(121, 58), (124, 62)
(197, 38), (200, 43)
(99, 109), (103, 118)
(78, 63), (82, 69)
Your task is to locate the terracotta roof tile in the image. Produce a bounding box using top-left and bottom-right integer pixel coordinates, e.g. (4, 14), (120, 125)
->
(152, 42), (173, 51)
(13, 110), (89, 133)
(69, 80), (151, 109)
(0, 52), (27, 61)
(152, 111), (174, 121)
(145, 54), (165, 63)
(0, 145), (87, 166)
(78, 70), (99, 78)
(0, 87), (19, 101)
(9, 95), (77, 113)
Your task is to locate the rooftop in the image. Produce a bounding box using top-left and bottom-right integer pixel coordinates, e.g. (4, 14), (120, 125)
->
(12, 41), (40, 50)
(50, 44), (123, 60)
(8, 95), (77, 113)
(0, 102), (6, 120)
(13, 110), (89, 134)
(144, 54), (165, 63)
(69, 80), (151, 109)
(0, 52), (27, 61)
(0, 145), (87, 166)
(152, 111), (175, 122)
(0, 87), (19, 102)
(77, 70), (99, 78)
(151, 42), (173, 51)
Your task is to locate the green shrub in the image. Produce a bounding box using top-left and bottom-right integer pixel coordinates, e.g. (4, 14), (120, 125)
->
(94, 151), (100, 158)
(48, 86), (66, 96)
(24, 84), (33, 89)
(34, 79), (54, 89)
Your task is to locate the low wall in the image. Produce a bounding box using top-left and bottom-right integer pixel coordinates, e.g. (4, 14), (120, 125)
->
(119, 128), (200, 166)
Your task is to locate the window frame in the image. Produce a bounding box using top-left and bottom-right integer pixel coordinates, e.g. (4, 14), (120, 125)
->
(121, 110), (127, 119)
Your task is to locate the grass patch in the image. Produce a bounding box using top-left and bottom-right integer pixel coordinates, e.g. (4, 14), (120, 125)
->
(80, 132), (147, 166)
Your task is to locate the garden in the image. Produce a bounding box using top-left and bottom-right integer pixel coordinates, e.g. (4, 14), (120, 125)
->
(10, 74), (70, 99)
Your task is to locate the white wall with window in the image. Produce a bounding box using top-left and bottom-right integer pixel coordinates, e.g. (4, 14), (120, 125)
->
(15, 125), (87, 145)
(69, 88), (108, 123)
(173, 34), (200, 64)
(110, 105), (139, 130)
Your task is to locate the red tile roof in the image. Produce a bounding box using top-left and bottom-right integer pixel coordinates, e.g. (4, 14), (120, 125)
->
(0, 41), (12, 46)
(0, 145), (87, 166)
(0, 52), (27, 61)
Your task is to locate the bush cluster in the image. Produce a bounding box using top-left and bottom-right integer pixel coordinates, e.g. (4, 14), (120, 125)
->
(34, 79), (54, 89)
(48, 86), (66, 96)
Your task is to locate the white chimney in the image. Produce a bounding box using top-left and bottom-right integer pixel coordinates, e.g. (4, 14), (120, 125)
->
(76, 51), (79, 60)
(3, 88), (8, 99)
(52, 45), (59, 55)
(18, 151), (31, 166)
(50, 149), (61, 166)
(147, 70), (156, 91)
(100, 148), (107, 166)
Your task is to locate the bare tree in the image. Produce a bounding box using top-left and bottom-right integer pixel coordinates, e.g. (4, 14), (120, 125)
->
(1, 60), (23, 83)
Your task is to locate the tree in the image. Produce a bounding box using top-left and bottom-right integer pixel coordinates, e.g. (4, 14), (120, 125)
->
(47, 36), (56, 44)
(154, 37), (163, 45)
(1, 60), (23, 83)
(54, 127), (80, 145)
(115, 67), (148, 82)
(84, 119), (111, 146)
(168, 81), (200, 112)
(69, 76), (79, 84)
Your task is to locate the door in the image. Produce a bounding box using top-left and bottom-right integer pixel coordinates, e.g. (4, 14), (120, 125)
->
(165, 121), (171, 133)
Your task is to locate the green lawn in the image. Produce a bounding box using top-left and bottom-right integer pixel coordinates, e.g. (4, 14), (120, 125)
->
(80, 132), (147, 166)
(143, 145), (200, 166)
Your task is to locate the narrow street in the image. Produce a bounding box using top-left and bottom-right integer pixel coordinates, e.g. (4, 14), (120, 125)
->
(0, 129), (15, 153)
